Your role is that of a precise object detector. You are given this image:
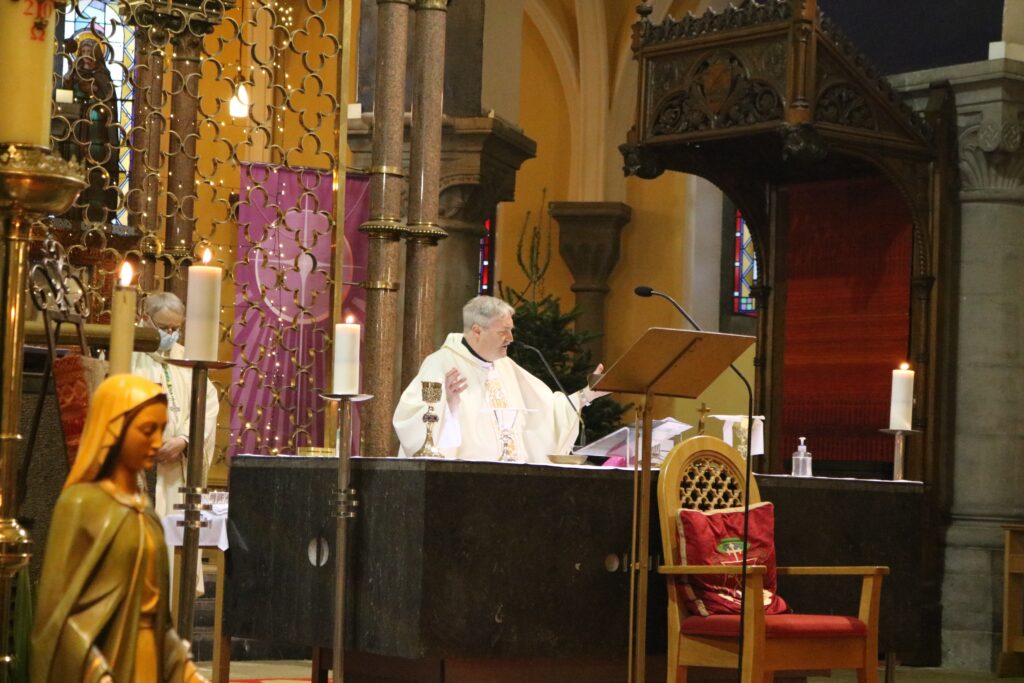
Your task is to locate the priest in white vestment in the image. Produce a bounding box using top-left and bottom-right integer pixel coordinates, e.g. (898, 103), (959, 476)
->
(131, 291), (219, 593)
(393, 296), (605, 462)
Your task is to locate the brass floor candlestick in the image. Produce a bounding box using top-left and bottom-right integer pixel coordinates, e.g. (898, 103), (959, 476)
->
(166, 358), (233, 642)
(880, 428), (920, 481)
(0, 145), (84, 680)
(320, 391), (372, 683)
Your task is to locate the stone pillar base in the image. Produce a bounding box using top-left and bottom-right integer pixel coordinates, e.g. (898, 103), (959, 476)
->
(941, 520), (1005, 670)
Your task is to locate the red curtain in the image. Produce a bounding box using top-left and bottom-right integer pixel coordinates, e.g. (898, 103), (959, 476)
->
(779, 177), (912, 465)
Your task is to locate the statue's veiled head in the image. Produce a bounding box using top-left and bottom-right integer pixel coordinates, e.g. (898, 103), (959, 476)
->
(64, 375), (167, 489)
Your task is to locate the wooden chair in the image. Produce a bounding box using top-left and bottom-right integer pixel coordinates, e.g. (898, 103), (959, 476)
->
(657, 435), (888, 683)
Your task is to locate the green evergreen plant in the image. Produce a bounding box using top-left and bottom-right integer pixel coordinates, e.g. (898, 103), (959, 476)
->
(500, 191), (627, 440)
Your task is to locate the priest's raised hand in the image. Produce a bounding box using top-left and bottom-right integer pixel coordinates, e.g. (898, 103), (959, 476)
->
(393, 295), (593, 462)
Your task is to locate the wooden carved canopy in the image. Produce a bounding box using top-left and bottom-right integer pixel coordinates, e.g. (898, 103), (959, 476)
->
(621, 0), (958, 486)
(621, 0), (947, 255)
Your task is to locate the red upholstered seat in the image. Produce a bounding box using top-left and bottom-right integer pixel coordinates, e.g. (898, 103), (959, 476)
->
(659, 437), (886, 683)
(680, 614), (867, 639)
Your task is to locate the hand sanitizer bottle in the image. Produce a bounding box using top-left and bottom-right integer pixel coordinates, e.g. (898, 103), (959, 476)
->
(791, 437), (812, 477)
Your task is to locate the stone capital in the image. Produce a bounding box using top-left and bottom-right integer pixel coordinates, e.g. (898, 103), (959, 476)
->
(550, 201), (632, 290)
(891, 60), (1024, 199)
(349, 113), (537, 228)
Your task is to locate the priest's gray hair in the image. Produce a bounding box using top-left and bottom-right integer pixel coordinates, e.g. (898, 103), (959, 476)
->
(145, 291), (186, 319)
(463, 295), (514, 332)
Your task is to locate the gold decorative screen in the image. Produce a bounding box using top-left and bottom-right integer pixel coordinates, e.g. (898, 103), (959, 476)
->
(46, 0), (348, 467)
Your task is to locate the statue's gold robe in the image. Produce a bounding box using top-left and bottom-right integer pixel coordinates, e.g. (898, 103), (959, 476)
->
(31, 482), (198, 682)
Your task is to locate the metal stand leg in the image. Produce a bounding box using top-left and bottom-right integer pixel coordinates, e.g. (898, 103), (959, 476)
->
(164, 357), (232, 642)
(892, 432), (906, 481)
(320, 391), (370, 683)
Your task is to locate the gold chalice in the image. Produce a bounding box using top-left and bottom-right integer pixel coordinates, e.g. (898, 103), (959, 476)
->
(413, 381), (444, 458)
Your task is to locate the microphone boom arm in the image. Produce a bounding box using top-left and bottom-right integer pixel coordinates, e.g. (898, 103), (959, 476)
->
(514, 341), (588, 451)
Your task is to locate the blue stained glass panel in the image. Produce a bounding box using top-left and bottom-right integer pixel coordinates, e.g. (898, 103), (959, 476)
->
(733, 211), (758, 316)
(63, 1), (134, 226)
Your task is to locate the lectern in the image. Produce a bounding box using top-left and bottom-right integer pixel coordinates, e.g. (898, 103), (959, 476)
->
(592, 327), (755, 683)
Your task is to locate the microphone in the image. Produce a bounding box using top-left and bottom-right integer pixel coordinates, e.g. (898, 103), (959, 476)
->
(633, 285), (702, 331)
(633, 286), (750, 393)
(513, 341), (587, 450)
(633, 283), (757, 675)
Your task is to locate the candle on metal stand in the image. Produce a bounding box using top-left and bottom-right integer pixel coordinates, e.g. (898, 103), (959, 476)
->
(0, 0), (60, 146)
(184, 248), (222, 361)
(108, 262), (136, 375)
(332, 314), (360, 395)
(889, 362), (914, 431)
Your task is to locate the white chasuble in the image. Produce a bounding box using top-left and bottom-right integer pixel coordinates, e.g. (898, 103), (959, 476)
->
(393, 333), (581, 462)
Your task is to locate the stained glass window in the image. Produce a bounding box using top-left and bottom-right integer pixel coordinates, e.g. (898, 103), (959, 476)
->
(733, 211), (758, 316)
(479, 216), (495, 295)
(61, 1), (134, 227)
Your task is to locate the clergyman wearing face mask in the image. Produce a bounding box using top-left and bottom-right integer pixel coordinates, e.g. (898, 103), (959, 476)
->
(129, 291), (219, 597)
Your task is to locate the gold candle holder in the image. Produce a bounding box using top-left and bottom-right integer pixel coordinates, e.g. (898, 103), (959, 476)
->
(413, 380), (443, 458)
(0, 143), (85, 677)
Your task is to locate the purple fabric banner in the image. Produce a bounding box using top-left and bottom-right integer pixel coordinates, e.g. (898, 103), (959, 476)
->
(230, 165), (369, 456)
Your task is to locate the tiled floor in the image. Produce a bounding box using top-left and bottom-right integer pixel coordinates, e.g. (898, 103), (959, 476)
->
(199, 661), (1024, 682)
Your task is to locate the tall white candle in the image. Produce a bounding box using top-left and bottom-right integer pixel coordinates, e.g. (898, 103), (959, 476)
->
(332, 316), (360, 394)
(108, 263), (136, 375)
(889, 363), (914, 431)
(0, 1), (58, 146)
(184, 249), (222, 361)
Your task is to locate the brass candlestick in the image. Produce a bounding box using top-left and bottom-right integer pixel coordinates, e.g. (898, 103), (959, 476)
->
(319, 390), (372, 683)
(413, 380), (443, 458)
(165, 358), (233, 643)
(0, 144), (85, 679)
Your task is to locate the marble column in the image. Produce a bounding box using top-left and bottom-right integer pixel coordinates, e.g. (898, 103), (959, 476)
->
(127, 23), (168, 291)
(401, 0), (449, 390)
(893, 58), (1024, 671)
(164, 31), (204, 302)
(549, 201), (631, 360)
(359, 0), (412, 457)
(350, 115), (536, 350)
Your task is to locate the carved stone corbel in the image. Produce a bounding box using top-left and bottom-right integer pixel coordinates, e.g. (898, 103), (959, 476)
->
(549, 201), (632, 359)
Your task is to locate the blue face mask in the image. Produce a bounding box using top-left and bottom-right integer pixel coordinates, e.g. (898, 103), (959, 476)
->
(158, 328), (180, 352)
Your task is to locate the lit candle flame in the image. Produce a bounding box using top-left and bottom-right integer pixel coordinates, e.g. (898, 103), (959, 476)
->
(202, 248), (212, 265)
(119, 262), (133, 287)
(899, 362), (910, 371)
(345, 314), (355, 324)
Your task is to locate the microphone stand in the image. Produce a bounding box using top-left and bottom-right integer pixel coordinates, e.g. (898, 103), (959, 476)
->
(514, 341), (588, 451)
(635, 286), (755, 683)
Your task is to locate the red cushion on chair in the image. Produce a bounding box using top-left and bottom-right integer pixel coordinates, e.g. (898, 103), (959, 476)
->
(676, 502), (789, 616)
(680, 613), (867, 638)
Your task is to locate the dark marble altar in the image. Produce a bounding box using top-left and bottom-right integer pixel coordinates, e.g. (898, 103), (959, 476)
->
(224, 457), (924, 678)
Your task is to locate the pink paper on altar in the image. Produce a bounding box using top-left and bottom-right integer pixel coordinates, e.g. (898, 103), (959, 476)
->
(230, 165), (369, 456)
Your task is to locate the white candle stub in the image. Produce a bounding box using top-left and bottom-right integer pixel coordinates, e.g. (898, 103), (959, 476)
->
(184, 248), (222, 361)
(889, 363), (914, 431)
(332, 315), (360, 395)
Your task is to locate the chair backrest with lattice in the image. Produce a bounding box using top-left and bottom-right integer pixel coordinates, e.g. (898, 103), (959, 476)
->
(657, 435), (762, 618)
